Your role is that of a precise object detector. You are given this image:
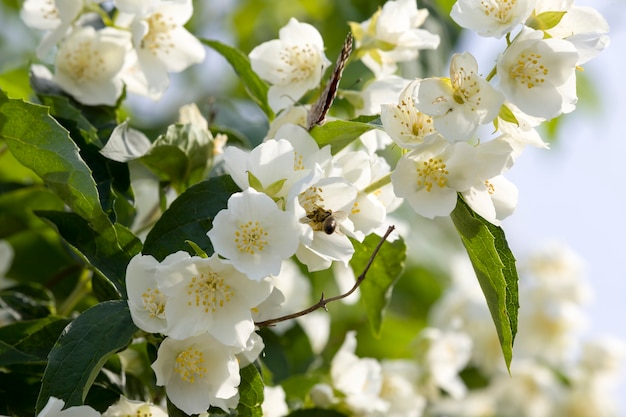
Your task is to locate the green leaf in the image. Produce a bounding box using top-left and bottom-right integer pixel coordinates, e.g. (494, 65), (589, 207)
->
(526, 11), (567, 31)
(143, 175), (240, 261)
(0, 316), (71, 366)
(236, 364), (264, 417)
(349, 233), (406, 336)
(0, 91), (111, 233)
(309, 120), (376, 154)
(37, 93), (102, 147)
(0, 283), (56, 320)
(36, 211), (142, 298)
(201, 39), (274, 120)
(450, 196), (519, 371)
(36, 300), (138, 413)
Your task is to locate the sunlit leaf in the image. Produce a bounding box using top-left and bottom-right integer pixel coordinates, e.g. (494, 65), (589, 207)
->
(309, 120), (376, 154)
(349, 232), (406, 336)
(237, 365), (264, 417)
(201, 39), (274, 120)
(450, 196), (519, 371)
(143, 175), (240, 261)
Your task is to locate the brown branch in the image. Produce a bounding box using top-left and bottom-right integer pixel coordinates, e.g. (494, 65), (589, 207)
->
(255, 225), (395, 328)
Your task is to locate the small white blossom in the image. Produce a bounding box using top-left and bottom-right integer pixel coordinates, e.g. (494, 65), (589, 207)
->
(102, 396), (167, 417)
(356, 75), (412, 117)
(414, 328), (472, 400)
(249, 18), (331, 112)
(53, 26), (130, 105)
(416, 52), (505, 142)
(156, 252), (273, 347)
(36, 397), (100, 417)
(534, 3), (610, 65)
(126, 252), (186, 334)
(392, 135), (501, 219)
(496, 27), (579, 119)
(208, 188), (301, 281)
(151, 333), (240, 415)
(290, 177), (361, 271)
(115, 0), (206, 99)
(381, 79), (437, 149)
(330, 331), (389, 415)
(262, 385), (289, 417)
(351, 0), (440, 77)
(451, 0), (537, 38)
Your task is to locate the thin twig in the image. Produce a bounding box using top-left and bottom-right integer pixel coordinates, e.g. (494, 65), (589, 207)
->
(255, 225), (395, 328)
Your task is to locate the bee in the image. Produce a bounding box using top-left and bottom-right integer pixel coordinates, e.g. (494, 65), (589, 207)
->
(300, 206), (348, 235)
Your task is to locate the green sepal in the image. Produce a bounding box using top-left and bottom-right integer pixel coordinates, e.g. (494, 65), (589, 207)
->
(526, 11), (567, 31)
(309, 120), (376, 155)
(349, 232), (406, 336)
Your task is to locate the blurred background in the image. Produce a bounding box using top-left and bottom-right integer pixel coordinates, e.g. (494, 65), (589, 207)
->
(0, 0), (624, 414)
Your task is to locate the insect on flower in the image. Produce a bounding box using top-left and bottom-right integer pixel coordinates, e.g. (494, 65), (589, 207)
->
(300, 206), (348, 235)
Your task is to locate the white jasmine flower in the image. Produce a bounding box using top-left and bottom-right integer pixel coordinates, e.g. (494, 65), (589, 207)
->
(355, 75), (412, 117)
(381, 79), (437, 149)
(53, 26), (130, 106)
(330, 331), (389, 415)
(415, 327), (472, 400)
(391, 135), (482, 219)
(490, 360), (565, 417)
(271, 124), (334, 177)
(151, 334), (240, 415)
(496, 27), (579, 119)
(223, 139), (309, 202)
(534, 3), (610, 65)
(249, 17), (331, 112)
(461, 174), (518, 225)
(236, 332), (265, 368)
(416, 52), (505, 142)
(262, 385), (289, 417)
(380, 360), (427, 417)
(0, 240), (14, 285)
(156, 252), (273, 348)
(115, 0), (206, 99)
(451, 0), (537, 38)
(20, 0), (85, 59)
(126, 252), (187, 334)
(351, 0), (440, 77)
(208, 188), (301, 281)
(290, 177), (360, 271)
(102, 396), (167, 417)
(36, 397), (100, 417)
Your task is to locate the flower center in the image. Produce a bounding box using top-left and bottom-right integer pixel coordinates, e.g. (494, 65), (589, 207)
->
(480, 0), (517, 23)
(509, 52), (548, 89)
(235, 221), (269, 254)
(395, 98), (435, 141)
(141, 287), (166, 319)
(57, 39), (105, 83)
(294, 151), (305, 170)
(280, 44), (317, 83)
(174, 346), (206, 383)
(416, 158), (448, 191)
(186, 271), (233, 313)
(142, 12), (176, 55)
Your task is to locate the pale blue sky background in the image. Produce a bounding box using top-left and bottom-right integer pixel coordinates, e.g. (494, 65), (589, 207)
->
(462, 0), (626, 411)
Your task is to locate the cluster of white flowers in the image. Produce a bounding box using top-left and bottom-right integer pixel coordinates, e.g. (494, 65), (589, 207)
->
(307, 328), (473, 417)
(32, 0), (607, 414)
(428, 244), (626, 417)
(33, 396), (167, 417)
(20, 0), (205, 105)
